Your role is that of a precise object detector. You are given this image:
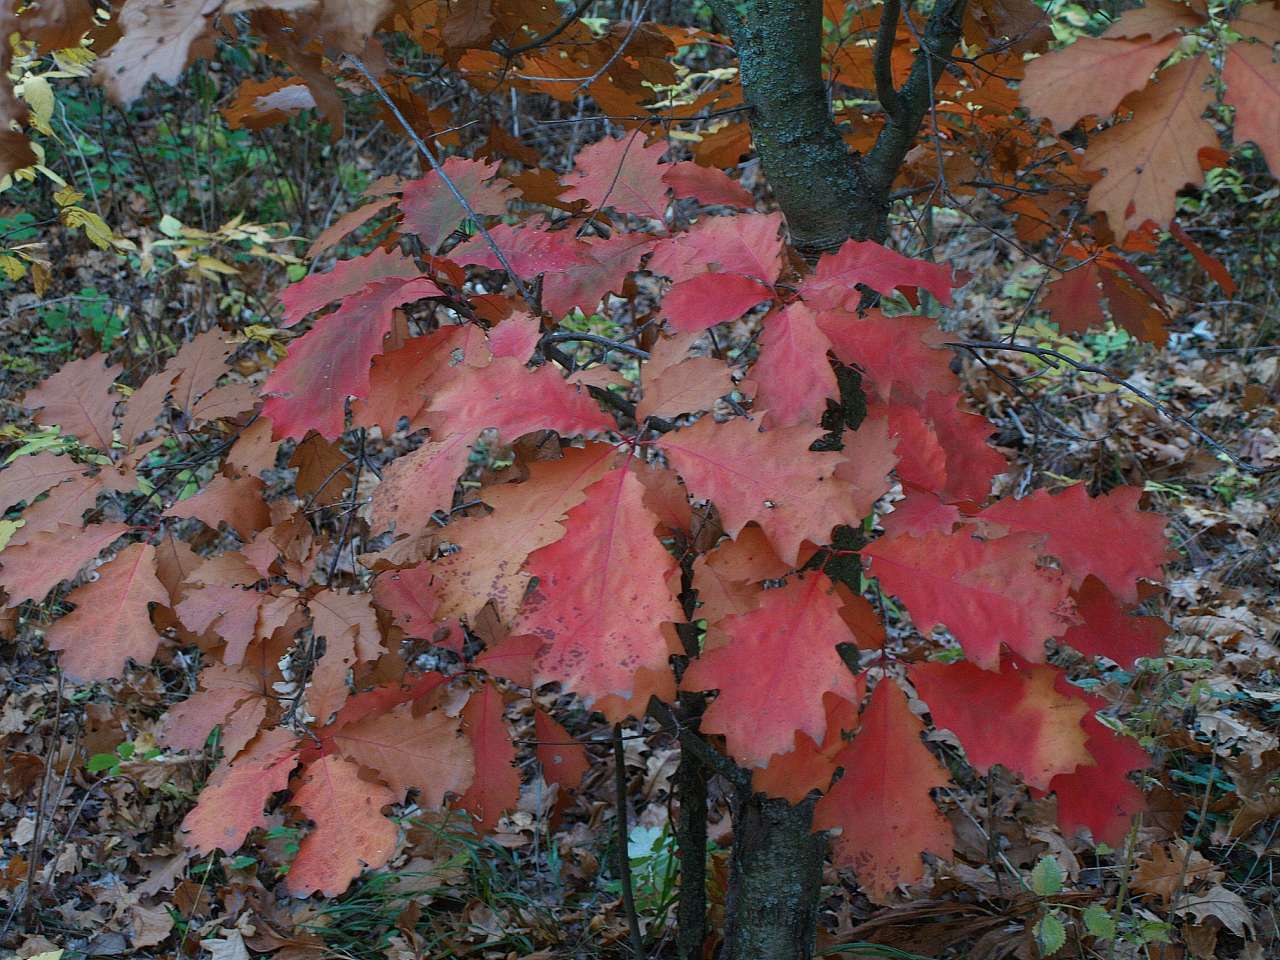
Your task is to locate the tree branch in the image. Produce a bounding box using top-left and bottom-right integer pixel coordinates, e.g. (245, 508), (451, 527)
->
(873, 0), (904, 120)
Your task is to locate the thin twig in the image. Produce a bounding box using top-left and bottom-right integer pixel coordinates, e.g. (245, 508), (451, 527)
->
(345, 55), (537, 310)
(544, 331), (650, 358)
(948, 340), (1277, 474)
(613, 723), (646, 959)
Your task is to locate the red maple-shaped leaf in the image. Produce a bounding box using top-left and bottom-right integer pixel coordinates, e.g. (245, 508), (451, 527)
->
(682, 573), (861, 766)
(801, 239), (957, 310)
(21, 354), (122, 450)
(307, 588), (382, 724)
(1061, 576), (1168, 666)
(330, 701), (474, 808)
(278, 246), (422, 326)
(0, 452), (90, 513)
(560, 135), (668, 219)
(287, 755), (399, 897)
(400, 156), (514, 251)
(752, 690), (861, 804)
(0, 522), (131, 606)
(1048, 711), (1150, 845)
(45, 542), (166, 681)
(814, 679), (954, 901)
(910, 660), (1093, 790)
(264, 276), (444, 440)
(862, 528), (1074, 668)
(659, 417), (895, 564)
(371, 359), (610, 531)
(980, 484), (1169, 603)
(512, 466), (681, 707)
(456, 681), (521, 834)
(181, 727), (299, 854)
(748, 303), (838, 428)
(431, 443), (617, 621)
(817, 309), (959, 404)
(662, 160), (754, 208)
(1042, 263), (1107, 336)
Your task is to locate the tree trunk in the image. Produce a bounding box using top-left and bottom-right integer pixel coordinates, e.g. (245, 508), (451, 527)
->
(694, 2), (972, 957)
(708, 0), (970, 255)
(721, 792), (825, 960)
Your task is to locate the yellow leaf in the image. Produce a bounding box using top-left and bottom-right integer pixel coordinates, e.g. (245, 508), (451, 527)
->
(196, 255), (241, 276)
(19, 75), (56, 136)
(0, 255), (25, 280)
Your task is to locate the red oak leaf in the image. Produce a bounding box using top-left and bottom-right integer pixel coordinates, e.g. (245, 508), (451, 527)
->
(659, 417), (895, 563)
(160, 662), (271, 757)
(1042, 263), (1107, 335)
(560, 134), (669, 218)
(352, 323), (492, 433)
(817, 309), (959, 403)
(456, 681), (521, 833)
(534, 707), (590, 796)
(330, 701), (474, 808)
(876, 395), (1004, 504)
(278, 247), (422, 326)
(1061, 576), (1168, 666)
(814, 679), (954, 901)
(400, 156), (514, 251)
(802, 239), (958, 309)
(166, 473), (271, 540)
(910, 659), (1093, 790)
(647, 212), (786, 284)
(749, 302), (838, 427)
(753, 690), (862, 804)
(637, 333), (736, 421)
(692, 524), (791, 625)
(121, 329), (235, 442)
(662, 160), (755, 208)
(264, 276), (444, 440)
(181, 727), (299, 854)
(371, 565), (460, 650)
(45, 542), (166, 681)
(287, 755), (399, 897)
(0, 522), (131, 606)
(7, 473), (109, 546)
(979, 484), (1169, 602)
(0, 452), (86, 513)
(450, 220), (592, 277)
(371, 359), (610, 533)
(682, 573), (861, 766)
(661, 272), (774, 332)
(1048, 711), (1150, 845)
(540, 232), (656, 319)
(431, 443), (617, 621)
(21, 354), (122, 450)
(512, 466), (681, 707)
(862, 528), (1074, 668)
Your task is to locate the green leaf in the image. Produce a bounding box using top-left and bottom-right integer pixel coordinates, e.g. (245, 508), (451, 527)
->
(1030, 856), (1064, 896)
(1034, 913), (1067, 957)
(1082, 904), (1116, 940)
(87, 753), (119, 773)
(116, 741), (136, 759)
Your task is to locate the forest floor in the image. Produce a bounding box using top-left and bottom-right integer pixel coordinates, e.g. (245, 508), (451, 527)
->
(0, 65), (1277, 960)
